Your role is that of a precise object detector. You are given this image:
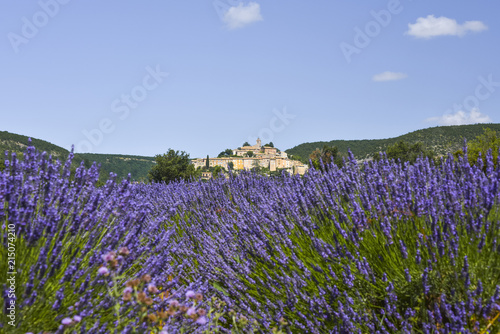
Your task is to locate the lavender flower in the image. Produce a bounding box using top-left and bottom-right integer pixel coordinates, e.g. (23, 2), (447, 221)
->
(61, 318), (73, 326)
(404, 269), (411, 283)
(97, 267), (110, 276)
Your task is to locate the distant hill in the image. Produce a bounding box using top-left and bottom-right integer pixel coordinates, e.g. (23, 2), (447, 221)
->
(285, 123), (500, 161)
(0, 131), (155, 181)
(77, 153), (155, 182)
(0, 130), (69, 159)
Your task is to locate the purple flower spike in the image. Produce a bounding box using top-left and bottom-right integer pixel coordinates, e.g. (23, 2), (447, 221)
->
(404, 268), (412, 283)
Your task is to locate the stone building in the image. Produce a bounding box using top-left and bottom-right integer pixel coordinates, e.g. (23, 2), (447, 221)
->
(233, 138), (262, 156)
(201, 171), (212, 180)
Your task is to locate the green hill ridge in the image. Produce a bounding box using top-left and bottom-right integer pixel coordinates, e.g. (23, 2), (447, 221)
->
(0, 131), (155, 181)
(285, 123), (500, 161)
(0, 130), (69, 158)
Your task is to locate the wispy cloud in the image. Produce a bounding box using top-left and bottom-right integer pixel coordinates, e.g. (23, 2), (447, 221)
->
(406, 15), (487, 39)
(372, 71), (408, 82)
(223, 2), (263, 30)
(426, 108), (492, 126)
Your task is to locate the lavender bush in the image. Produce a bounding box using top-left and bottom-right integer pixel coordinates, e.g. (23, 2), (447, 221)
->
(1, 141), (499, 333)
(0, 142), (206, 333)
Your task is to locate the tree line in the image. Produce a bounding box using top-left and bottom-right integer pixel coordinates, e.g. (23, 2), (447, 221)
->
(285, 123), (500, 162)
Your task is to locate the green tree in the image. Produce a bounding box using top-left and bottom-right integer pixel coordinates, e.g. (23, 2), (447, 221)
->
(148, 149), (198, 183)
(309, 145), (343, 169)
(374, 140), (435, 164)
(264, 142), (274, 147)
(212, 165), (226, 178)
(288, 154), (304, 163)
(205, 155), (210, 169)
(245, 151), (254, 157)
(227, 161), (234, 170)
(242, 142), (250, 147)
(217, 149), (234, 158)
(459, 128), (500, 167)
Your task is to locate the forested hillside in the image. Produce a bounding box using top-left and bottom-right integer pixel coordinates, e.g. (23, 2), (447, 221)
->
(0, 131), (69, 158)
(0, 131), (154, 181)
(286, 123), (500, 161)
(77, 153), (155, 182)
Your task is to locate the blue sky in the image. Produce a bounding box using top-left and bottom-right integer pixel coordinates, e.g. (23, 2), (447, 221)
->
(1, 1), (499, 158)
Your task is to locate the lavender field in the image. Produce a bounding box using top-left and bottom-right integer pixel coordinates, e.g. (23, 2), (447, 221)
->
(1, 142), (500, 333)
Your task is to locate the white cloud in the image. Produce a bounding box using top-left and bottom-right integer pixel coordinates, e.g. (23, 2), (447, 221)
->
(372, 71), (408, 82)
(223, 2), (263, 30)
(406, 15), (487, 39)
(426, 108), (492, 126)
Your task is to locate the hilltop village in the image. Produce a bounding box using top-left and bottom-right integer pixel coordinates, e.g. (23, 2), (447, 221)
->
(191, 139), (309, 176)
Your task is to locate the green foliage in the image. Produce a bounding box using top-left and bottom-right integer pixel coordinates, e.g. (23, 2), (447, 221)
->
(245, 151), (254, 157)
(242, 142), (250, 147)
(466, 128), (500, 167)
(309, 145), (344, 169)
(148, 149), (198, 183)
(287, 154), (303, 162)
(286, 123), (500, 161)
(217, 149), (235, 158)
(212, 166), (226, 179)
(374, 140), (436, 164)
(264, 142), (274, 147)
(206, 155), (210, 169)
(0, 159), (4, 171)
(74, 153), (155, 183)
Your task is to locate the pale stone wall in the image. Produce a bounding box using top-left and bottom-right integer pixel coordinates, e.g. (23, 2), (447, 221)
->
(263, 147), (277, 155)
(270, 159), (276, 171)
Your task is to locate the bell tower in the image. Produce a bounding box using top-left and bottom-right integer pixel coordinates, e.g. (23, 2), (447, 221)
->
(256, 138), (262, 148)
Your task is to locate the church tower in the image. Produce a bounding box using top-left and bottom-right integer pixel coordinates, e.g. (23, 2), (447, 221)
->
(256, 138), (262, 148)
